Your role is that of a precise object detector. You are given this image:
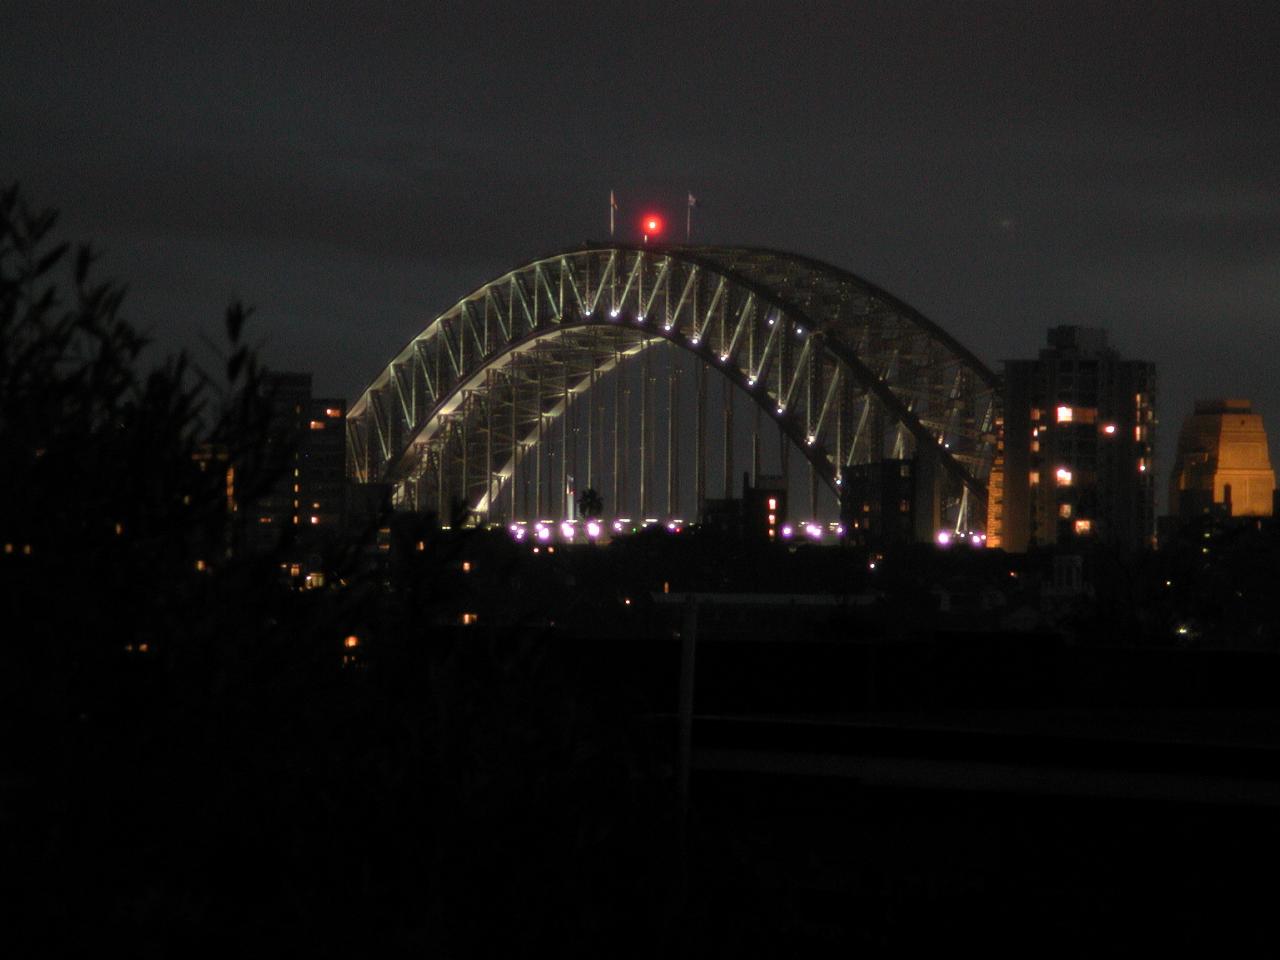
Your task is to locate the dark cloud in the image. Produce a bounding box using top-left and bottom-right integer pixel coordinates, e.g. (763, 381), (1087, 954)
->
(4, 1), (1280, 500)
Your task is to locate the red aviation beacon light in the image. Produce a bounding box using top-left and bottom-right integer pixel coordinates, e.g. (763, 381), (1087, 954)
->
(641, 213), (664, 244)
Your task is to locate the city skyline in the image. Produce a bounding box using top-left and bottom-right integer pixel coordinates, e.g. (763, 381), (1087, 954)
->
(3, 3), (1279, 509)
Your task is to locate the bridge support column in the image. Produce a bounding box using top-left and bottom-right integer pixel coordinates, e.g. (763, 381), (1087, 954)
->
(640, 340), (650, 518)
(485, 372), (494, 524)
(561, 361), (570, 518)
(695, 360), (707, 521)
(613, 352), (623, 516)
(504, 371), (514, 519)
(752, 403), (761, 486)
(667, 349), (679, 518)
(531, 357), (540, 518)
(722, 375), (734, 499)
(779, 422), (789, 501)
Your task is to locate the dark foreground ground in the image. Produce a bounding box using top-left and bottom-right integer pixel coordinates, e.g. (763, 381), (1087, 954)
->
(9, 628), (1280, 956)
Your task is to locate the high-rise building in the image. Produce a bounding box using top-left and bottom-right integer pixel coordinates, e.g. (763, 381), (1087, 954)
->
(1168, 399), (1274, 519)
(242, 372), (347, 562)
(988, 326), (1155, 552)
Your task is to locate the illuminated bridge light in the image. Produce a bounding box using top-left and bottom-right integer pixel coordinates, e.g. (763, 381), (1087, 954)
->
(609, 308), (620, 318)
(536, 525), (552, 542)
(560, 521), (575, 540)
(585, 520), (601, 538)
(936, 530), (953, 546)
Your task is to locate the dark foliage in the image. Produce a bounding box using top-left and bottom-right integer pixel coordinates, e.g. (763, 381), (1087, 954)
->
(0, 187), (675, 957)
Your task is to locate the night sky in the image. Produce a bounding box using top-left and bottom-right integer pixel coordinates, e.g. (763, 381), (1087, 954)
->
(4, 2), (1279, 505)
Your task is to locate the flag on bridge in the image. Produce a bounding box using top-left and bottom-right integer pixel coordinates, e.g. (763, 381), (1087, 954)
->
(610, 190), (617, 237)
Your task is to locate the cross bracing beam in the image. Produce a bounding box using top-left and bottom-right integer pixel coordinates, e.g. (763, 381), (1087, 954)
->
(348, 245), (1000, 526)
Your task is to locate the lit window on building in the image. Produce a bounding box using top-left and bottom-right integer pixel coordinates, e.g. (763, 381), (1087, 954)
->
(1055, 467), (1073, 486)
(259, 516), (273, 524)
(1103, 423), (1117, 435)
(309, 420), (325, 430)
(290, 563), (301, 576)
(461, 613), (478, 626)
(344, 635), (360, 649)
(1138, 460), (1147, 473)
(1074, 519), (1093, 534)
(195, 559), (206, 572)
(325, 407), (342, 418)
(310, 516), (319, 525)
(462, 561), (472, 572)
(1059, 503), (1072, 518)
(1031, 408), (1042, 421)
(1030, 471), (1040, 485)
(768, 497), (777, 510)
(1057, 406), (1073, 423)
(767, 514), (776, 524)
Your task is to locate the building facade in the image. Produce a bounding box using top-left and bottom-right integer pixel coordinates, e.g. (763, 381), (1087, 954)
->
(242, 372), (347, 566)
(988, 326), (1155, 552)
(1168, 399), (1275, 519)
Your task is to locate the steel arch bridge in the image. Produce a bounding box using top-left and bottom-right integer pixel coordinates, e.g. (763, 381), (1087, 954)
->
(347, 245), (999, 532)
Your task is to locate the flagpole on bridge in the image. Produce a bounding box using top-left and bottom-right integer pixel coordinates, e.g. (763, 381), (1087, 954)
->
(686, 191), (697, 242)
(610, 189), (617, 238)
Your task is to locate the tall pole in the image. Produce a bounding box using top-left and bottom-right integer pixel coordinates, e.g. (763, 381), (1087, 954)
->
(509, 370), (518, 520)
(695, 360), (707, 520)
(640, 341), (650, 517)
(586, 368), (595, 493)
(459, 396), (468, 524)
(667, 349), (679, 517)
(779, 422), (789, 504)
(752, 402), (761, 486)
(485, 372), (494, 523)
(622, 367), (631, 517)
(722, 376), (734, 499)
(436, 435), (446, 523)
(613, 354), (622, 516)
(561, 361), (570, 518)
(535, 356), (544, 518)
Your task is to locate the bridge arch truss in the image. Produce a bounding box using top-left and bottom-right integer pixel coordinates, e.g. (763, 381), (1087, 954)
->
(347, 245), (999, 529)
